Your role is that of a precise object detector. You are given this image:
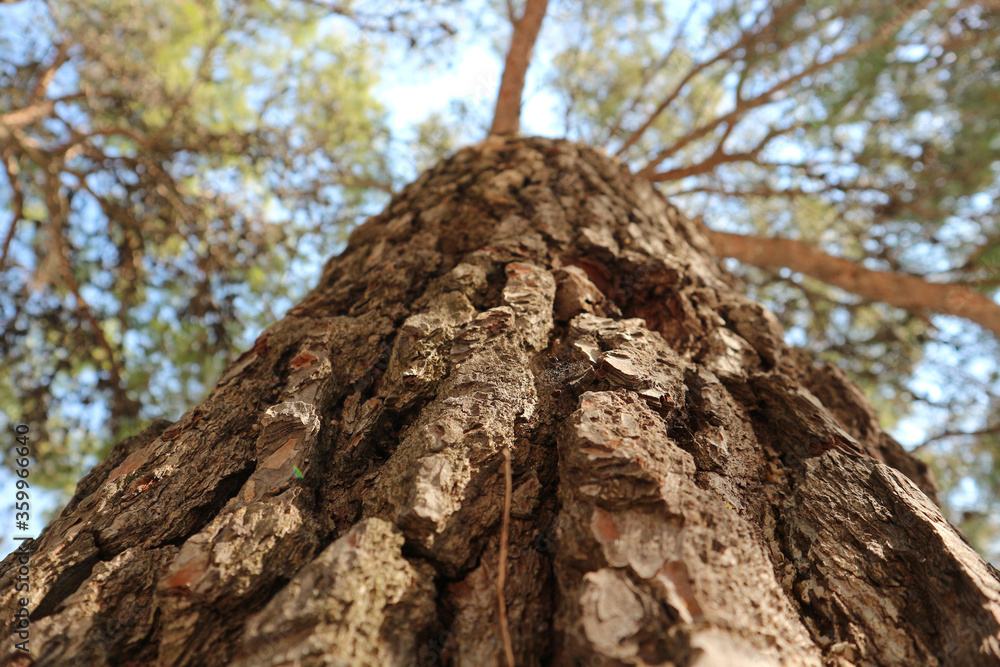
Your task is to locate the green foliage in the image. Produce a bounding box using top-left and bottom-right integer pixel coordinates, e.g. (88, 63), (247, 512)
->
(0, 0), (393, 494)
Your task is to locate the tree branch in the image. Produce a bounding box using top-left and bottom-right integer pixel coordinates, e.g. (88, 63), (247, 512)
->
(504, 0), (517, 25)
(47, 188), (128, 405)
(33, 41), (72, 96)
(0, 94), (86, 130)
(647, 121), (812, 182)
(639, 33), (877, 178)
(0, 147), (24, 269)
(912, 424), (1000, 453)
(706, 230), (1000, 337)
(615, 0), (808, 157)
(489, 0), (549, 137)
(600, 0), (698, 146)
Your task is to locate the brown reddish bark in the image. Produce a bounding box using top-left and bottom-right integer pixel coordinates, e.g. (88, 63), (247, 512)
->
(707, 229), (1000, 337)
(2, 137), (998, 666)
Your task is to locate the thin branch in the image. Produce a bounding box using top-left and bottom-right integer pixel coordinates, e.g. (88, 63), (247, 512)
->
(707, 230), (1000, 337)
(497, 447), (515, 667)
(162, 23), (230, 135)
(489, 0), (550, 136)
(667, 176), (883, 198)
(336, 175), (396, 194)
(0, 94), (86, 130)
(961, 229), (1000, 272)
(647, 121), (812, 182)
(32, 41), (72, 100)
(911, 424), (1000, 453)
(616, 0), (808, 157)
(669, 184), (813, 197)
(613, 48), (731, 158)
(46, 187), (127, 404)
(639, 33), (879, 178)
(0, 123), (51, 167)
(0, 148), (24, 269)
(600, 0), (698, 146)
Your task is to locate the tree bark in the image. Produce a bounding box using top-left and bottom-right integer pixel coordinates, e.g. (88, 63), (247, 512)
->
(3, 136), (999, 666)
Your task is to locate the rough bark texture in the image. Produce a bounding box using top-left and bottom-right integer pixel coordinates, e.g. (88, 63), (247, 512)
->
(3, 136), (999, 666)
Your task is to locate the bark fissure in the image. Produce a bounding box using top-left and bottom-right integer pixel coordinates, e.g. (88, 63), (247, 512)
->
(2, 136), (998, 666)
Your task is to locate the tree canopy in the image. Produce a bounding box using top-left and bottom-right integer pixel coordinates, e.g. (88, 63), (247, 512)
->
(1, 0), (998, 559)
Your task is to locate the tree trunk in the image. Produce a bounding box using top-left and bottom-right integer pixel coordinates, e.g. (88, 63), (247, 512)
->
(3, 136), (999, 667)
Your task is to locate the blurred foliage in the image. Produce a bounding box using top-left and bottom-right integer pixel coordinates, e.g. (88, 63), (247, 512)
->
(0, 0), (402, 490)
(1, 0), (998, 560)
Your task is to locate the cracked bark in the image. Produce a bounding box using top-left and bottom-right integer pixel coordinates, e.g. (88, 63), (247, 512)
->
(2, 136), (998, 666)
